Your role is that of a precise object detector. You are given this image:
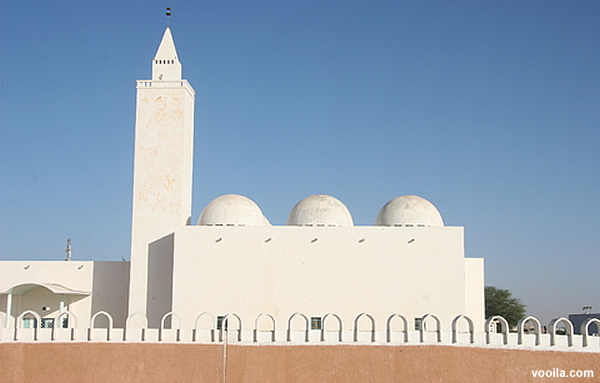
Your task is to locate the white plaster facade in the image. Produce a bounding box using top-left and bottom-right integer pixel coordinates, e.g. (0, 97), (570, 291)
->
(0, 27), (485, 335)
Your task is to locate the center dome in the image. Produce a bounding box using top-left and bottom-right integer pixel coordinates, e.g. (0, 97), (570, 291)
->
(375, 195), (444, 227)
(198, 194), (270, 226)
(287, 195), (354, 227)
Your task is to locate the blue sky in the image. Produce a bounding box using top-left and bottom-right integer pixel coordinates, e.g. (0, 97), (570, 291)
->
(1, 1), (599, 323)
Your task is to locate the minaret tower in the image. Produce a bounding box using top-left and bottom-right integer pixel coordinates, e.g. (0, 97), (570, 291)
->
(128, 27), (195, 317)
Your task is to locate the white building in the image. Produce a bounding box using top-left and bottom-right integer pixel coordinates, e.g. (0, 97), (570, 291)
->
(0, 27), (485, 334)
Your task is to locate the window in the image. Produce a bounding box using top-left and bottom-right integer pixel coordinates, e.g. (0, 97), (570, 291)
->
(41, 318), (55, 329)
(23, 318), (37, 329)
(414, 318), (422, 331)
(216, 316), (227, 331)
(311, 317), (322, 330)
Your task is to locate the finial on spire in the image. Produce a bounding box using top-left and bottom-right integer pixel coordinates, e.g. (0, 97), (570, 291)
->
(65, 238), (72, 261)
(166, 7), (172, 26)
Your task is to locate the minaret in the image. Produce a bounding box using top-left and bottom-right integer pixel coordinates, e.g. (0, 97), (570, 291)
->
(128, 27), (195, 318)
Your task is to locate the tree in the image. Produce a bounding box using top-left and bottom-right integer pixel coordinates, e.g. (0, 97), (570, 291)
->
(485, 286), (526, 330)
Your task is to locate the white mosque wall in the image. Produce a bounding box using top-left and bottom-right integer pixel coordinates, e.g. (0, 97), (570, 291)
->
(165, 225), (482, 332)
(464, 258), (485, 326)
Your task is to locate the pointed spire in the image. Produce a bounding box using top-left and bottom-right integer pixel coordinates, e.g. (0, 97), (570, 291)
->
(152, 27), (182, 81)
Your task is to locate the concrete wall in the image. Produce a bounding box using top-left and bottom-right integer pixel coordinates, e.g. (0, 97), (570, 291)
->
(0, 343), (597, 383)
(170, 225), (483, 331)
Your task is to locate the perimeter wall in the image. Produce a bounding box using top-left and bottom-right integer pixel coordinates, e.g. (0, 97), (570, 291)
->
(1, 343), (598, 383)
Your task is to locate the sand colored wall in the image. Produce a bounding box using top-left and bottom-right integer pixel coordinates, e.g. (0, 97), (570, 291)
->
(0, 343), (597, 383)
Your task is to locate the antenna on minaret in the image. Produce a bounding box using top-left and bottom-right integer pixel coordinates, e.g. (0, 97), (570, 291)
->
(166, 7), (172, 27)
(65, 238), (72, 261)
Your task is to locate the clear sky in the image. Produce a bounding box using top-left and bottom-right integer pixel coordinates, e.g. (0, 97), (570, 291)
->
(1, 1), (599, 324)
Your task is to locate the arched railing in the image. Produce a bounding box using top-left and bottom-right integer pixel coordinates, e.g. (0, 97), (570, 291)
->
(53, 310), (78, 341)
(581, 318), (600, 348)
(353, 313), (376, 343)
(125, 312), (148, 341)
(193, 312), (215, 342)
(218, 313), (242, 343)
(89, 311), (114, 341)
(451, 314), (474, 344)
(517, 316), (541, 346)
(159, 312), (181, 342)
(548, 317), (573, 347)
(484, 315), (509, 345)
(386, 313), (409, 343)
(321, 313), (343, 343)
(253, 313), (276, 343)
(286, 312), (309, 342)
(15, 310), (41, 341)
(419, 314), (442, 343)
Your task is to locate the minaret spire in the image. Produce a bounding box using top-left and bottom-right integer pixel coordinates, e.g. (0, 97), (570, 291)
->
(152, 26), (182, 81)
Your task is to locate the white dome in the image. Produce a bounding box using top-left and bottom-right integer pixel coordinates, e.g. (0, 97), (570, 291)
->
(375, 195), (444, 227)
(287, 195), (354, 227)
(198, 194), (270, 226)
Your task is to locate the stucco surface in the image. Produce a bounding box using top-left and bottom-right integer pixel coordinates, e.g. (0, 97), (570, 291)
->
(1, 343), (598, 383)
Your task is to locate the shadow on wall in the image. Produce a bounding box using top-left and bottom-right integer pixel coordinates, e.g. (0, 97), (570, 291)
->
(91, 261), (130, 329)
(146, 234), (175, 329)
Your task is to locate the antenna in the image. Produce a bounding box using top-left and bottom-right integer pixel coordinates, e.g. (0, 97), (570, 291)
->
(65, 238), (72, 261)
(166, 7), (172, 27)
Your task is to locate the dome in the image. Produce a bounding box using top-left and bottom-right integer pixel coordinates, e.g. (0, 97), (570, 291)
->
(198, 194), (270, 226)
(375, 195), (444, 227)
(287, 195), (354, 227)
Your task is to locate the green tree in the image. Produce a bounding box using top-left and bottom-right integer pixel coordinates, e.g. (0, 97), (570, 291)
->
(485, 286), (526, 330)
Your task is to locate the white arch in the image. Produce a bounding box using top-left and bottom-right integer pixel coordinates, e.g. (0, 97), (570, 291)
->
(125, 312), (148, 342)
(581, 318), (600, 348)
(286, 312), (309, 342)
(52, 310), (78, 341)
(321, 313), (343, 343)
(89, 311), (114, 341)
(193, 312), (215, 342)
(451, 314), (474, 344)
(548, 317), (574, 347)
(419, 314), (442, 343)
(126, 311), (148, 328)
(253, 313), (276, 343)
(353, 312), (376, 343)
(517, 316), (542, 346)
(218, 313), (242, 342)
(485, 315), (509, 345)
(159, 312), (181, 342)
(386, 313), (409, 343)
(15, 310), (41, 341)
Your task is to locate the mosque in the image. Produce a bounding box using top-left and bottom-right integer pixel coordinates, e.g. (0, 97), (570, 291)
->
(0, 27), (485, 334)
